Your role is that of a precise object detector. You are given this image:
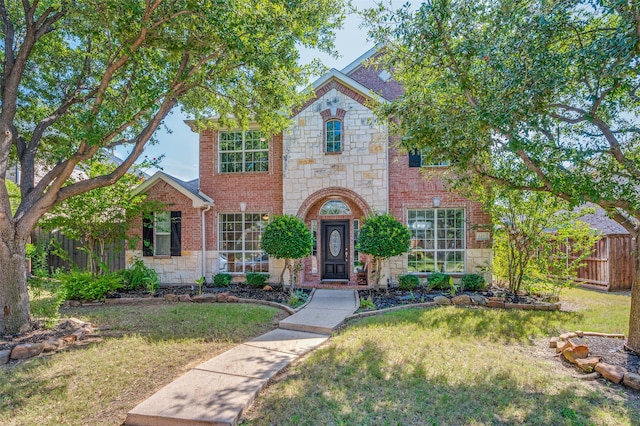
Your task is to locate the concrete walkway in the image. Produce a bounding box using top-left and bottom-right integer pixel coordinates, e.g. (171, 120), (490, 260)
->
(125, 289), (357, 426)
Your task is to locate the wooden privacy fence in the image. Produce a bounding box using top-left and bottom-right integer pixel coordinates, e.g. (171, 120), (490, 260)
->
(31, 229), (125, 273)
(573, 234), (635, 291)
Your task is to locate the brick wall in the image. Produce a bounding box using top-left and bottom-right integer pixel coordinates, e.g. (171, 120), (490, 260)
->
(126, 180), (205, 283)
(198, 130), (283, 251)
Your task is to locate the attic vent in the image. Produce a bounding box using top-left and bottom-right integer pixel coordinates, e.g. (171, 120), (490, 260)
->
(378, 70), (392, 82)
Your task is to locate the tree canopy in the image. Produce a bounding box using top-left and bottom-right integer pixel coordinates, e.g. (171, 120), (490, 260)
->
(0, 0), (344, 334)
(365, 0), (640, 351)
(357, 213), (411, 288)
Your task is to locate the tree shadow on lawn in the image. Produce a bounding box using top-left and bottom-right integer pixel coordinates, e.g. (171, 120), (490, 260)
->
(247, 337), (640, 426)
(365, 306), (584, 344)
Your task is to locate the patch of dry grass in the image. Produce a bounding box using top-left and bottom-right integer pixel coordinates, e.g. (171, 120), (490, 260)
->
(0, 303), (282, 426)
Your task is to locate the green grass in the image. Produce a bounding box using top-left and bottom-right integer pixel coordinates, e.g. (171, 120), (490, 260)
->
(0, 303), (282, 426)
(243, 287), (638, 425)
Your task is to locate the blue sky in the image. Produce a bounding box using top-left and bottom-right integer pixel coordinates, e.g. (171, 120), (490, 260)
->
(126, 1), (392, 181)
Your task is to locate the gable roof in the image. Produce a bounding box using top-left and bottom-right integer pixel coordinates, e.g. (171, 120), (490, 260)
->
(308, 68), (388, 105)
(134, 171), (213, 208)
(340, 44), (381, 76)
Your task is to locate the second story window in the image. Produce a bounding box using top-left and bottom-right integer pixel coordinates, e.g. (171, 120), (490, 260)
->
(408, 148), (450, 167)
(219, 130), (268, 173)
(325, 119), (342, 153)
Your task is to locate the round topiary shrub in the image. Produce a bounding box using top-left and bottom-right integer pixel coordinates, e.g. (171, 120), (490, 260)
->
(461, 273), (486, 291)
(398, 274), (420, 291)
(427, 272), (452, 290)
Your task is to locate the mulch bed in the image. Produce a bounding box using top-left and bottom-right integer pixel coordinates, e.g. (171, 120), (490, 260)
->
(357, 286), (540, 310)
(107, 283), (310, 305)
(567, 336), (640, 373)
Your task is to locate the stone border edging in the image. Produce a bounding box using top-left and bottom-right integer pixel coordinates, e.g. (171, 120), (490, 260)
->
(550, 330), (640, 392)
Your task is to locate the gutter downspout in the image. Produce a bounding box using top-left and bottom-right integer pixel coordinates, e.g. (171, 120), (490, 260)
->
(201, 203), (212, 279)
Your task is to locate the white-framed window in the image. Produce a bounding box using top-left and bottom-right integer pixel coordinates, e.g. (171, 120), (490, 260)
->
(407, 209), (465, 273)
(143, 211), (181, 257)
(219, 130), (268, 173)
(325, 119), (342, 153)
(219, 213), (269, 273)
(408, 148), (450, 167)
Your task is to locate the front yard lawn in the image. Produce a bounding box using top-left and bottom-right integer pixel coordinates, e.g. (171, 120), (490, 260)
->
(243, 288), (639, 425)
(0, 303), (283, 426)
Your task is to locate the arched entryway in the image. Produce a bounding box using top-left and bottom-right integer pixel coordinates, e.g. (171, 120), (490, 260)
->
(297, 187), (372, 284)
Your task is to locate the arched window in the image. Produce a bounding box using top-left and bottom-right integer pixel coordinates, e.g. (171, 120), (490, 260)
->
(325, 119), (342, 153)
(319, 200), (351, 215)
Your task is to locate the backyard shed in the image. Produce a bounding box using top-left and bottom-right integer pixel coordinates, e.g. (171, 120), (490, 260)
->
(575, 208), (635, 291)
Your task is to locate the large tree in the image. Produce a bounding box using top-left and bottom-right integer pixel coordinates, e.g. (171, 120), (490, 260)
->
(365, 0), (640, 351)
(0, 0), (344, 334)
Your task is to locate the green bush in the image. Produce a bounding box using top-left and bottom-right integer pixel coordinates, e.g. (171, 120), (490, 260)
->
(120, 259), (159, 292)
(213, 273), (232, 287)
(59, 270), (123, 301)
(428, 272), (452, 290)
(246, 272), (269, 288)
(398, 274), (420, 291)
(461, 273), (486, 291)
(28, 276), (65, 327)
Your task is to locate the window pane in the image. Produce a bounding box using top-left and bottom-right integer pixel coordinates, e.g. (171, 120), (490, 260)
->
(155, 211), (170, 234)
(219, 130), (269, 173)
(326, 120), (342, 153)
(319, 200), (351, 215)
(219, 213), (269, 273)
(155, 235), (171, 256)
(408, 208), (465, 274)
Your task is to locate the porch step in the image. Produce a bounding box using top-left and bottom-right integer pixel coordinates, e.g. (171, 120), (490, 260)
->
(279, 289), (358, 334)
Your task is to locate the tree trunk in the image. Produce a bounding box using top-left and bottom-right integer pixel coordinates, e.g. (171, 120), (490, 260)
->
(626, 243), (640, 353)
(0, 234), (31, 334)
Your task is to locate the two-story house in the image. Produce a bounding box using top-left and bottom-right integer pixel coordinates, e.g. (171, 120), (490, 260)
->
(127, 47), (492, 286)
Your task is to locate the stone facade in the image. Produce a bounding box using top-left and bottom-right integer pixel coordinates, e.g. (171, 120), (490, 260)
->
(283, 84), (388, 216)
(127, 48), (493, 287)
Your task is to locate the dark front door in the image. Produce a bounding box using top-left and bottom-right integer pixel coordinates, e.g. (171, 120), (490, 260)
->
(321, 220), (349, 280)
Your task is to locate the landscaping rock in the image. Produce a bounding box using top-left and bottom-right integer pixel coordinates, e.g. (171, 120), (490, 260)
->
(11, 343), (44, 360)
(263, 285), (273, 291)
(68, 300), (81, 307)
(579, 372), (601, 381)
(576, 330), (584, 337)
(216, 293), (230, 302)
(192, 293), (218, 303)
(72, 328), (85, 341)
(557, 340), (575, 354)
(559, 332), (577, 341)
(469, 295), (487, 306)
(164, 294), (179, 302)
(549, 337), (559, 348)
(178, 294), (191, 302)
(451, 295), (471, 306)
(226, 295), (239, 303)
(0, 349), (10, 365)
(623, 372), (640, 390)
(57, 318), (92, 333)
(575, 356), (601, 373)
(595, 362), (627, 384)
(562, 345), (589, 364)
(62, 334), (77, 344)
(486, 300), (505, 308)
(433, 296), (451, 305)
(43, 338), (63, 352)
